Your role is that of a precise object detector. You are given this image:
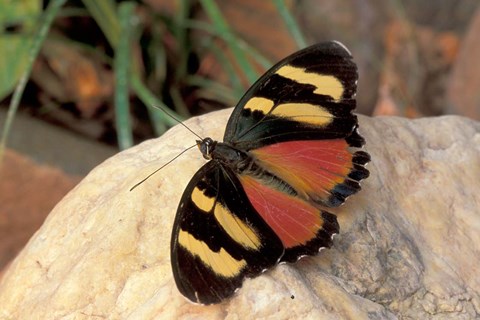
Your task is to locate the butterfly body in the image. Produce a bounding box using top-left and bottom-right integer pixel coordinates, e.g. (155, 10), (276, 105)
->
(170, 41), (370, 304)
(197, 138), (250, 171)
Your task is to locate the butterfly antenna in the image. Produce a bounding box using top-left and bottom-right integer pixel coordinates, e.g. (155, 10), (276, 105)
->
(130, 144), (197, 191)
(153, 104), (203, 140)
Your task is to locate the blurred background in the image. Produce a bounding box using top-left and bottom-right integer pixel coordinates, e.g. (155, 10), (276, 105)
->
(0, 0), (479, 273)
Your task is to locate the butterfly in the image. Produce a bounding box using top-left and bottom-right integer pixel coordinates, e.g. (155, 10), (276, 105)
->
(170, 41), (370, 304)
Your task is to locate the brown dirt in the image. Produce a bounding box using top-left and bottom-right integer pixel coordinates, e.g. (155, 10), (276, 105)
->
(0, 149), (81, 277)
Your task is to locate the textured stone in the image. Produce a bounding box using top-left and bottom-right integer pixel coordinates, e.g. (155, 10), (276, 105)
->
(0, 110), (479, 319)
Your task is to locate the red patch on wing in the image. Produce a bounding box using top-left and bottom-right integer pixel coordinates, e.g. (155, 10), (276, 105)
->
(250, 140), (352, 202)
(239, 175), (323, 248)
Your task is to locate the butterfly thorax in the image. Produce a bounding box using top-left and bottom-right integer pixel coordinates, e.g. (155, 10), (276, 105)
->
(196, 137), (294, 196)
(197, 137), (253, 173)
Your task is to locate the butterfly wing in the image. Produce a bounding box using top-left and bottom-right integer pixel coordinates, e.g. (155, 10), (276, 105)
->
(223, 41), (370, 261)
(171, 161), (284, 304)
(224, 41), (359, 149)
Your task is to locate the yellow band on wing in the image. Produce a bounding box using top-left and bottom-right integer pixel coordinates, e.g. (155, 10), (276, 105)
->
(244, 97), (274, 114)
(214, 204), (262, 251)
(244, 98), (333, 127)
(178, 230), (247, 278)
(191, 187), (215, 212)
(276, 65), (344, 101)
(273, 103), (333, 126)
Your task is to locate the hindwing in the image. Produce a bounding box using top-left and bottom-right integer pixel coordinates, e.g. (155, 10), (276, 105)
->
(171, 161), (284, 304)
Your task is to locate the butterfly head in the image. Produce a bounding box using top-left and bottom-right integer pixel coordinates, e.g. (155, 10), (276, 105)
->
(196, 137), (217, 160)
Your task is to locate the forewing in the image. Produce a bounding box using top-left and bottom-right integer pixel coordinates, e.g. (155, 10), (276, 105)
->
(171, 161), (284, 305)
(224, 41), (360, 150)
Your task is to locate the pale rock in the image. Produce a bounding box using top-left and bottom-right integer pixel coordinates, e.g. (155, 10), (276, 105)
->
(0, 109), (479, 319)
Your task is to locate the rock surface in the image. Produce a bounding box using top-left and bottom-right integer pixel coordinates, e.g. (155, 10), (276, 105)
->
(0, 110), (479, 319)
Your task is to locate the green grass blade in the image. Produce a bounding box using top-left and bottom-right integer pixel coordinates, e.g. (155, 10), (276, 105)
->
(172, 0), (190, 83)
(83, 0), (182, 132)
(207, 41), (244, 99)
(273, 0), (307, 48)
(0, 0), (41, 101)
(0, 0), (67, 161)
(199, 0), (259, 84)
(131, 76), (181, 129)
(185, 75), (236, 105)
(114, 2), (136, 150)
(82, 0), (120, 48)
(184, 18), (273, 69)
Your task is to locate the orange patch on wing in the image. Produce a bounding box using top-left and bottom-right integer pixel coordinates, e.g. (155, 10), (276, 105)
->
(251, 140), (352, 202)
(239, 175), (323, 248)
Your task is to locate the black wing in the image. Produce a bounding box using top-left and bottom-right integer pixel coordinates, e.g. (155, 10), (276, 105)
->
(171, 161), (284, 304)
(224, 41), (362, 150)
